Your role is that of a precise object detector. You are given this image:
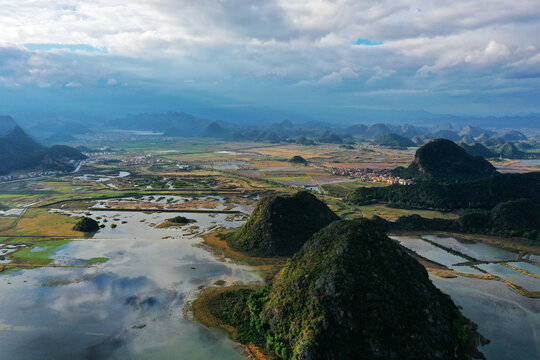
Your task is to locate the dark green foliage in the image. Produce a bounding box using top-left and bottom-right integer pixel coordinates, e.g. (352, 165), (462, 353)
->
(516, 141), (539, 151)
(289, 156), (307, 164)
(347, 172), (539, 211)
(317, 130), (342, 144)
(459, 142), (496, 158)
(373, 133), (415, 148)
(393, 138), (497, 183)
(497, 142), (525, 159)
(133, 176), (168, 188)
(73, 217), (100, 233)
(258, 219), (474, 359)
(394, 214), (457, 231)
(295, 136), (315, 146)
(168, 216), (195, 224)
(45, 145), (87, 160)
(204, 289), (268, 348)
(382, 199), (540, 240)
(484, 137), (505, 148)
(489, 199), (540, 239)
(362, 123), (391, 139)
(496, 130), (527, 142)
(225, 191), (339, 257)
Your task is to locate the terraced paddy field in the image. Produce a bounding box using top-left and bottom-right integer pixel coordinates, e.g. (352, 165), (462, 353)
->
(391, 234), (540, 359)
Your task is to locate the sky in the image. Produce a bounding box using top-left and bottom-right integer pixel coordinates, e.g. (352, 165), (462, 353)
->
(0, 0), (539, 123)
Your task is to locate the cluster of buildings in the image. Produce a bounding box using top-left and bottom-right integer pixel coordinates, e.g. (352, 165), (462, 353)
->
(82, 155), (152, 166)
(122, 155), (153, 165)
(0, 170), (62, 183)
(330, 167), (414, 185)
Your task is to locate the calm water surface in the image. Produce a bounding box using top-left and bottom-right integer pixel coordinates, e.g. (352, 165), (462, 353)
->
(393, 234), (540, 360)
(2, 216), (539, 359)
(0, 211), (261, 360)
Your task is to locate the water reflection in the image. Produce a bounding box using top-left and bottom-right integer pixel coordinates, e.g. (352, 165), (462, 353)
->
(392, 234), (540, 360)
(0, 210), (261, 360)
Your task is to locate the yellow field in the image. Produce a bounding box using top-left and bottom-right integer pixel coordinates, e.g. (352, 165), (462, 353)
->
(358, 204), (459, 221)
(246, 144), (339, 160)
(0, 208), (83, 237)
(322, 181), (388, 197)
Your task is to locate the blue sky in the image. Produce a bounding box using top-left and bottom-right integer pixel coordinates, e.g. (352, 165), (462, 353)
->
(0, 0), (539, 123)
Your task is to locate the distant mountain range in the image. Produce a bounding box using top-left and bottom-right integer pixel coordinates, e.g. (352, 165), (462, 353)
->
(109, 112), (235, 138)
(105, 112), (540, 157)
(3, 109), (539, 159)
(0, 116), (86, 176)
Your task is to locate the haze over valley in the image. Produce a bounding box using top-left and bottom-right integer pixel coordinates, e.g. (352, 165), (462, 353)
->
(0, 1), (539, 360)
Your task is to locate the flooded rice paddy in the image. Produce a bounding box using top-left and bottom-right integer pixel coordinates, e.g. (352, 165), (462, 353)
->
(392, 234), (540, 360)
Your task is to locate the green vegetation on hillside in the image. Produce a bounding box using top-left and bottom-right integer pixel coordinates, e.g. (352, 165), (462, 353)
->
(373, 133), (415, 148)
(393, 138), (497, 183)
(347, 172), (539, 211)
(459, 142), (496, 158)
(201, 219), (481, 359)
(0, 120), (86, 175)
(375, 198), (540, 240)
(224, 191), (339, 257)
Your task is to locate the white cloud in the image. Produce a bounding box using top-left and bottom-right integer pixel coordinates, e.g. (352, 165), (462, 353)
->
(0, 0), (539, 113)
(65, 81), (82, 87)
(366, 67), (396, 84)
(465, 40), (510, 64)
(107, 78), (118, 85)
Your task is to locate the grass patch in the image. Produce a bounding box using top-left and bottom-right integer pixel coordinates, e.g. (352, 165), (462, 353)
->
(10, 239), (72, 265)
(262, 176), (311, 183)
(41, 274), (95, 287)
(359, 204), (459, 221)
(192, 285), (271, 359)
(1, 208), (83, 237)
(85, 257), (109, 265)
(202, 230), (286, 282)
(322, 180), (388, 197)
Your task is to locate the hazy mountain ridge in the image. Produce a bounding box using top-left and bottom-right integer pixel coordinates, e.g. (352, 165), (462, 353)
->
(4, 110), (539, 157)
(0, 117), (86, 175)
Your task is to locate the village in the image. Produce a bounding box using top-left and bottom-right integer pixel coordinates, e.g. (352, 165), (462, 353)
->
(330, 167), (414, 185)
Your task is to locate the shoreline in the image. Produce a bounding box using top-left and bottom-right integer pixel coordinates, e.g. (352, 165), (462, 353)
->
(389, 230), (540, 256)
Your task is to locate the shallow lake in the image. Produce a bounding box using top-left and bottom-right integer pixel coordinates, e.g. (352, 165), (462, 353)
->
(421, 235), (519, 261)
(393, 234), (540, 360)
(0, 210), (260, 360)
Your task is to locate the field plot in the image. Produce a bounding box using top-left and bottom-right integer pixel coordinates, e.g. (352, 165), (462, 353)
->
(359, 204), (459, 221)
(0, 208), (83, 237)
(392, 234), (540, 298)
